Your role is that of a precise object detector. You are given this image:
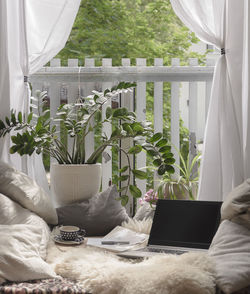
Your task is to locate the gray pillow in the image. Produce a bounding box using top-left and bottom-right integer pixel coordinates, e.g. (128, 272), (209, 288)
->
(221, 179), (250, 229)
(209, 220), (250, 294)
(56, 185), (129, 236)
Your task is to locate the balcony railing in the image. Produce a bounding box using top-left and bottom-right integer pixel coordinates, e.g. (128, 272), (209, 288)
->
(30, 57), (216, 214)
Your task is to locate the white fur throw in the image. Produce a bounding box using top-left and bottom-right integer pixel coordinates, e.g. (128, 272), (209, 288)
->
(47, 220), (216, 294)
(121, 218), (153, 235)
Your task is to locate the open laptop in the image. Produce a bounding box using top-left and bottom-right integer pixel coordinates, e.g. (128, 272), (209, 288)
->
(118, 199), (222, 259)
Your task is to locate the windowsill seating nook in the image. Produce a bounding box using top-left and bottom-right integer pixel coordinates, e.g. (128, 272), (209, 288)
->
(0, 161), (249, 294)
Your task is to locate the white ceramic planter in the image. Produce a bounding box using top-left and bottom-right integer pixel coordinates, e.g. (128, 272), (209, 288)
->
(50, 163), (102, 206)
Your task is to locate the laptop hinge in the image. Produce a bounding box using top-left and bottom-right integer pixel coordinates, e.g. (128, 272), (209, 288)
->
(148, 244), (207, 252)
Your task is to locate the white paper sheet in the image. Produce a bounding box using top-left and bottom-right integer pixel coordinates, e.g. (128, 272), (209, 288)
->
(87, 226), (148, 252)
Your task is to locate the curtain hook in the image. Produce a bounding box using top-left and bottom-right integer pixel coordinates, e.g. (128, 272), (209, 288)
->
(76, 66), (82, 103)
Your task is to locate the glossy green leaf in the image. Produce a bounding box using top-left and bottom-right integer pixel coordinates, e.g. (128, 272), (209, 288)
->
(0, 120), (5, 129)
(119, 165), (129, 173)
(159, 146), (172, 153)
(112, 108), (125, 117)
(119, 175), (129, 181)
(146, 149), (158, 157)
(149, 132), (162, 143)
(11, 112), (16, 124)
(117, 186), (127, 193)
(155, 139), (168, 148)
(105, 106), (112, 119)
(5, 117), (10, 126)
(95, 110), (102, 122)
(162, 152), (174, 159)
(104, 89), (110, 95)
(129, 185), (142, 198)
(122, 123), (133, 135)
(10, 145), (19, 154)
(131, 123), (144, 133)
(164, 158), (175, 164)
(165, 165), (175, 174)
(158, 164), (166, 175)
(111, 128), (120, 138)
(18, 112), (23, 124)
(27, 112), (33, 124)
(11, 135), (21, 145)
(132, 169), (147, 179)
(153, 158), (162, 167)
(128, 145), (142, 154)
(121, 195), (129, 206)
(35, 119), (43, 132)
(112, 175), (119, 185)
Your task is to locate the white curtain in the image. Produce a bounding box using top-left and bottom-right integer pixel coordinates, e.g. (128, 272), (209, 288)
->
(0, 0), (80, 192)
(170, 0), (249, 200)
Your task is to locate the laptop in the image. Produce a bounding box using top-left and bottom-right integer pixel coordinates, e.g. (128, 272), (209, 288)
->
(118, 199), (222, 259)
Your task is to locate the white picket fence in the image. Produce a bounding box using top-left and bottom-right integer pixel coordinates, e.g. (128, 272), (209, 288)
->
(30, 57), (215, 213)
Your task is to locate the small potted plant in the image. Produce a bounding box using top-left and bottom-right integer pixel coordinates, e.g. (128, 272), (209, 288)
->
(0, 82), (175, 206)
(156, 150), (201, 200)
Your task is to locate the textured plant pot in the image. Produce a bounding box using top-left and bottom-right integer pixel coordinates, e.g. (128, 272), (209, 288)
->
(164, 182), (198, 200)
(50, 163), (102, 206)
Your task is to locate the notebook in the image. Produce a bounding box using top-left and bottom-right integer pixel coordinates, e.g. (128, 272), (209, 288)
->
(118, 199), (222, 259)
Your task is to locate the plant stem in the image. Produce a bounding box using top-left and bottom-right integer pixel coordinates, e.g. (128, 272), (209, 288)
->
(119, 147), (132, 197)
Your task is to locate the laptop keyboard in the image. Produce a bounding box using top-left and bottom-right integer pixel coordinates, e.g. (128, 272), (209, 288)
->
(144, 247), (186, 255)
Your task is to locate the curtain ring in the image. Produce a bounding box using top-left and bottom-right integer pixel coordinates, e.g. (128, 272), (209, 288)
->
(24, 76), (29, 83)
(221, 48), (225, 55)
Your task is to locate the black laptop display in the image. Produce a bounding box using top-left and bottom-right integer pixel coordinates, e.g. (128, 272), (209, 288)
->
(149, 199), (222, 249)
(118, 199), (222, 259)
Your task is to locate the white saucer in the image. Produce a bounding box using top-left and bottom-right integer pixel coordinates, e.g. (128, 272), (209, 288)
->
(53, 234), (84, 245)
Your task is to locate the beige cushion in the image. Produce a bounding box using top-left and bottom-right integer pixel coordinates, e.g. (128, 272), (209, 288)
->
(221, 179), (250, 229)
(0, 161), (58, 224)
(0, 194), (57, 284)
(209, 220), (250, 294)
(0, 193), (50, 258)
(0, 224), (56, 284)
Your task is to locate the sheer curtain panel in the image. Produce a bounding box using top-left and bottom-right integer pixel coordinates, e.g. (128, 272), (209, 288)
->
(170, 0), (249, 200)
(0, 0), (80, 192)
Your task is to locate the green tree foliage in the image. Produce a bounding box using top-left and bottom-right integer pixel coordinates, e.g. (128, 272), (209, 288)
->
(57, 0), (204, 65)
(56, 0), (205, 189)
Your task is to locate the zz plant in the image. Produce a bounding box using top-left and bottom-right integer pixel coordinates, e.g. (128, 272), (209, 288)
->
(0, 82), (175, 205)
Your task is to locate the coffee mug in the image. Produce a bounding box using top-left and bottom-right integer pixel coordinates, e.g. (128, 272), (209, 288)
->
(59, 225), (86, 241)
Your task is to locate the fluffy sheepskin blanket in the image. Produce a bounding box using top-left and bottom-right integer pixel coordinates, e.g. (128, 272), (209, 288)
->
(47, 220), (216, 294)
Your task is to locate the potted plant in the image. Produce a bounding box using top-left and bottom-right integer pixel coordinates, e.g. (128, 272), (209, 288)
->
(156, 150), (201, 200)
(0, 82), (175, 206)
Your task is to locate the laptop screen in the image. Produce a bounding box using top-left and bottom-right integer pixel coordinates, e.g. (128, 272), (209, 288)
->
(148, 200), (222, 249)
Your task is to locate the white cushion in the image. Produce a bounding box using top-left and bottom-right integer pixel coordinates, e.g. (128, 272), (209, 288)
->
(0, 224), (56, 284)
(0, 194), (57, 283)
(0, 161), (57, 224)
(0, 193), (51, 259)
(209, 220), (250, 294)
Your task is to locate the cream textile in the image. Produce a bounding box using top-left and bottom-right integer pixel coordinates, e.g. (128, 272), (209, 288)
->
(171, 0), (250, 200)
(0, 0), (80, 191)
(0, 161), (58, 224)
